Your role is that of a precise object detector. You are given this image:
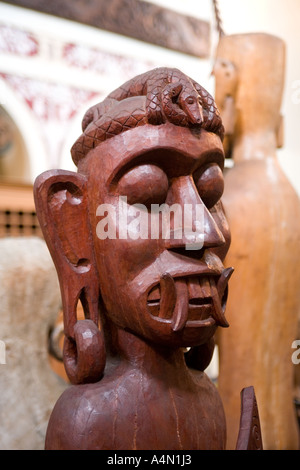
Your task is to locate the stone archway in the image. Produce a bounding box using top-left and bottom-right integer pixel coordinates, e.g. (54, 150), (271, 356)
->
(0, 105), (30, 183)
(0, 77), (48, 184)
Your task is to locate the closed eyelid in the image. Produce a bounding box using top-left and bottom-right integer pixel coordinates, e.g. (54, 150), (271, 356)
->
(109, 159), (167, 191)
(109, 145), (224, 185)
(193, 164), (224, 209)
(117, 164), (167, 186)
(193, 161), (223, 179)
(115, 164), (169, 207)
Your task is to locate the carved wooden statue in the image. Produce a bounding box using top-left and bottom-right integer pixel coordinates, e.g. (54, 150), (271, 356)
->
(34, 67), (262, 450)
(214, 33), (300, 449)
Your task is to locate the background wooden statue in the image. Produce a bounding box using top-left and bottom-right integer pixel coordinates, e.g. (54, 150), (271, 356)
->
(214, 33), (300, 450)
(34, 67), (260, 450)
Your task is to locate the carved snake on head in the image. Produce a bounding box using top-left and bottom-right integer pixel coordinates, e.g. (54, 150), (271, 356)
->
(72, 67), (224, 166)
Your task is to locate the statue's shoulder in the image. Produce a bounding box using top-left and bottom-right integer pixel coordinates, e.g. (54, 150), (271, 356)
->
(45, 374), (121, 449)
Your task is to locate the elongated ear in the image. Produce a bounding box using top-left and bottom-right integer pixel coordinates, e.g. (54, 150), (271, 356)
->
(34, 170), (105, 384)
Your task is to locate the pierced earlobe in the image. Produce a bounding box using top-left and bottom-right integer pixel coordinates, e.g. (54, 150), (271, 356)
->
(64, 319), (106, 385)
(62, 285), (106, 385)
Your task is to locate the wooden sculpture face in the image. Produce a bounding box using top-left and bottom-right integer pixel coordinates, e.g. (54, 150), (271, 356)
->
(79, 122), (231, 349)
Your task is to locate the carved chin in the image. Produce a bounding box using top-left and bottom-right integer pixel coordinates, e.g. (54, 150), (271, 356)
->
(146, 269), (233, 332)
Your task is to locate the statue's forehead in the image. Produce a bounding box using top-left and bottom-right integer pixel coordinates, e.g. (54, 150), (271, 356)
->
(80, 123), (224, 182)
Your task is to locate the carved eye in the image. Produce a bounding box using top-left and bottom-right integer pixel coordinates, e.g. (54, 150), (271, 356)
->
(117, 164), (169, 208)
(193, 164), (224, 209)
(186, 97), (195, 105)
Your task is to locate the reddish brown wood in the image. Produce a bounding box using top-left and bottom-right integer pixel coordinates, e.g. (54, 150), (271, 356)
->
(34, 67), (260, 450)
(236, 387), (263, 450)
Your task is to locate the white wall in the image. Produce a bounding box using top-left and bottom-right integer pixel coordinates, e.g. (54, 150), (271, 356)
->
(217, 0), (300, 196)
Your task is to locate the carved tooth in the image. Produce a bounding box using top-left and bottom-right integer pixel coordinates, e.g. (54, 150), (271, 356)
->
(172, 279), (189, 332)
(210, 276), (229, 328)
(217, 267), (234, 298)
(159, 273), (176, 319)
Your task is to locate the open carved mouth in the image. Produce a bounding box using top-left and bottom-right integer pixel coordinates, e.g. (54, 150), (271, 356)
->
(147, 268), (233, 332)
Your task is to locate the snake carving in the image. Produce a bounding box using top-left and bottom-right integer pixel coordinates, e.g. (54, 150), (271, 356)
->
(71, 67), (224, 165)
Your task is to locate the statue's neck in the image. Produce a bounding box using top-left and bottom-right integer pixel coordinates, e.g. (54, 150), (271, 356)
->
(106, 323), (191, 382)
(232, 130), (277, 163)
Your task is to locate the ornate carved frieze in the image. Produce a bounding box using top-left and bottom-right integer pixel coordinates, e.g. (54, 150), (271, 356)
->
(3, 0), (210, 57)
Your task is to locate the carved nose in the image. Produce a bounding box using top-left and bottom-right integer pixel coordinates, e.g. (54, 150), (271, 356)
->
(195, 106), (203, 124)
(191, 115), (202, 125)
(165, 176), (225, 251)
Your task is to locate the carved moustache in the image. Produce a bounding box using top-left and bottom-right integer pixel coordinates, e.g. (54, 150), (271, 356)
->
(147, 268), (234, 331)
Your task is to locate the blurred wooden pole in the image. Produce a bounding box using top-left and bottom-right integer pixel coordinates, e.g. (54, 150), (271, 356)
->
(214, 33), (300, 450)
